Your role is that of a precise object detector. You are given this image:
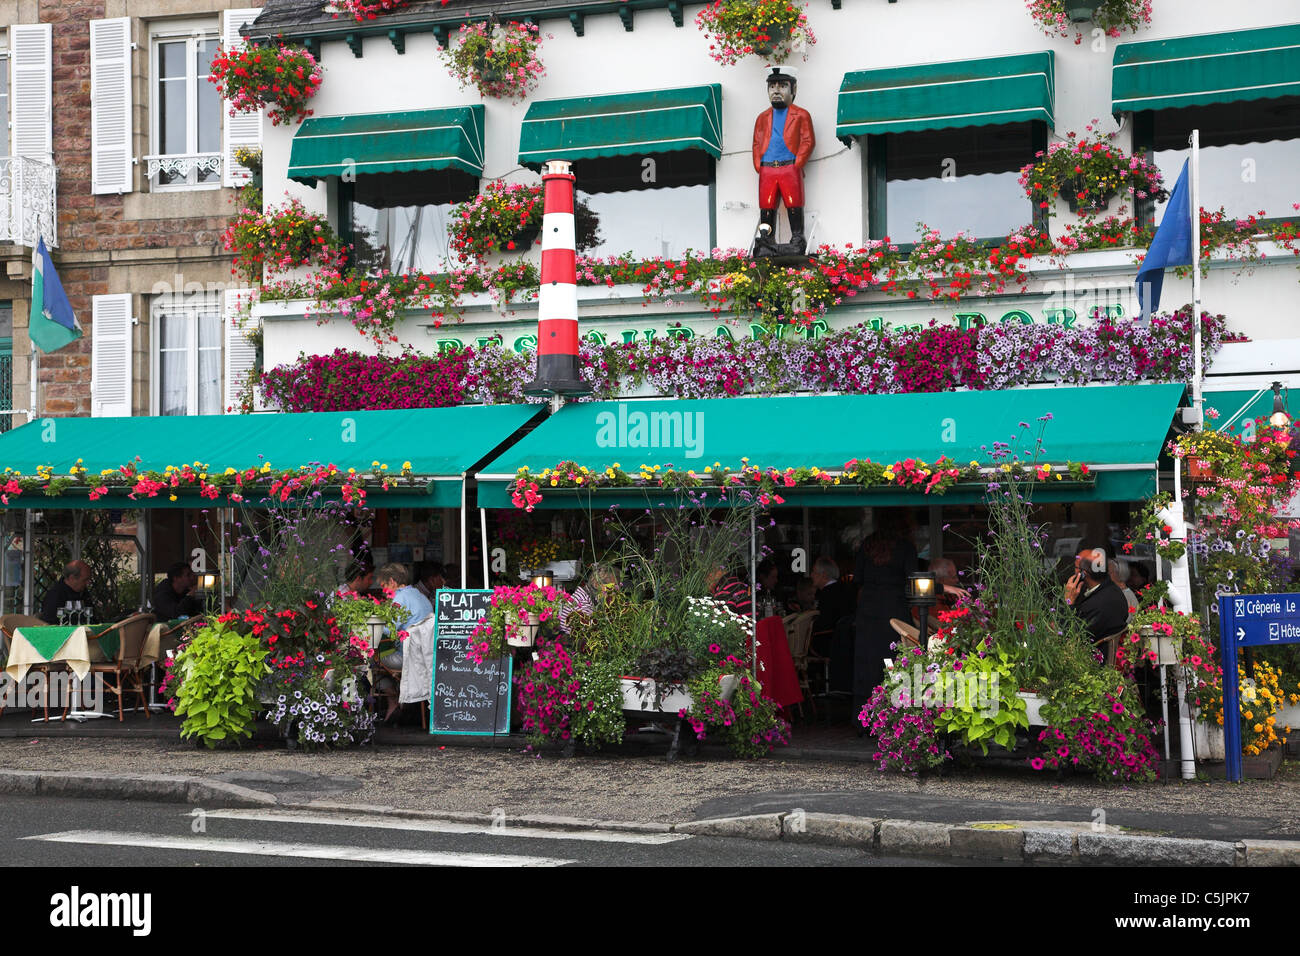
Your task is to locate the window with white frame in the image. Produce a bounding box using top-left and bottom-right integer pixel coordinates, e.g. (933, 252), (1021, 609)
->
(152, 293), (222, 416)
(149, 20), (221, 188)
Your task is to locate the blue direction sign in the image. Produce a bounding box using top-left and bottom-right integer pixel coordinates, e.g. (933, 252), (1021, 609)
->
(1218, 593), (1300, 782)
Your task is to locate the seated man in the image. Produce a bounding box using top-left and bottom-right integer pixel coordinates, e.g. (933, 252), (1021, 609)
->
(810, 556), (854, 656)
(1065, 548), (1130, 646)
(153, 562), (203, 619)
(41, 560), (94, 623)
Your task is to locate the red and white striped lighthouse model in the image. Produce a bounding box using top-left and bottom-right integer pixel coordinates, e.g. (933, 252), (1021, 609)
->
(525, 159), (590, 396)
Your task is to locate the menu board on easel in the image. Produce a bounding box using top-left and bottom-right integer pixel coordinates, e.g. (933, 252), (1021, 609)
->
(429, 589), (511, 736)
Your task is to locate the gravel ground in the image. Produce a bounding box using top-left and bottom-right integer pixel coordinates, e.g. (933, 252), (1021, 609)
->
(1, 737), (1298, 829)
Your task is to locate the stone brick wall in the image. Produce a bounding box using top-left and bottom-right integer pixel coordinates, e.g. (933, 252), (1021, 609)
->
(37, 0), (237, 417)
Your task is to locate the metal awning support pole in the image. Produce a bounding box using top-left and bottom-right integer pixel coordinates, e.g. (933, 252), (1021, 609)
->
(142, 511), (153, 611)
(1162, 462), (1198, 780)
(21, 511), (32, 616)
(219, 508), (228, 614)
(23, 348), (36, 616)
(459, 474), (468, 588)
(750, 511), (757, 674)
(479, 508), (489, 589)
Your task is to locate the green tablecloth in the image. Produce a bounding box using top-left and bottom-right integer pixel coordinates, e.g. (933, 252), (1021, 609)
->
(19, 624), (113, 660)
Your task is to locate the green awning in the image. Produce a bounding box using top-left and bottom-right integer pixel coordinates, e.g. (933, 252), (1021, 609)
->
(288, 106), (485, 185)
(1112, 24), (1300, 113)
(0, 405), (542, 509)
(836, 51), (1055, 142)
(518, 85), (722, 167)
(476, 385), (1184, 509)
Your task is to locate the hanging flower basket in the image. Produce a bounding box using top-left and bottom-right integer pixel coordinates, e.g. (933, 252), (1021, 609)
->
(1025, 0), (1153, 39)
(1019, 127), (1166, 218)
(207, 41), (323, 127)
(1187, 457), (1214, 480)
(695, 0), (817, 67)
(441, 20), (546, 102)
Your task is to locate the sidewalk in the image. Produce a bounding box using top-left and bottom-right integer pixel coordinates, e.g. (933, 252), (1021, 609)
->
(0, 723), (1297, 846)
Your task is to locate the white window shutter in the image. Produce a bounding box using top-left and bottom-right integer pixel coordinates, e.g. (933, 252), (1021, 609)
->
(222, 8), (263, 187)
(91, 294), (133, 417)
(224, 288), (260, 412)
(10, 24), (51, 161)
(89, 18), (133, 195)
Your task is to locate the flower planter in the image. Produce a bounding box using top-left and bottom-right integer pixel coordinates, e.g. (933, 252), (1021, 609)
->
(1066, 1), (1104, 22)
(752, 23), (790, 56)
(1142, 626), (1180, 666)
(1187, 457), (1214, 480)
(1065, 184), (1115, 215)
(1017, 691), (1048, 726)
(499, 225), (539, 254)
(505, 611), (540, 648)
(1194, 721), (1227, 761)
(619, 674), (739, 714)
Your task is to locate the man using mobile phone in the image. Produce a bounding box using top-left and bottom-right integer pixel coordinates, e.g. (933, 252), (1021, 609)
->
(1064, 548), (1129, 645)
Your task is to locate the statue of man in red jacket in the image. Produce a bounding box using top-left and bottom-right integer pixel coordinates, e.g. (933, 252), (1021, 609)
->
(752, 65), (815, 255)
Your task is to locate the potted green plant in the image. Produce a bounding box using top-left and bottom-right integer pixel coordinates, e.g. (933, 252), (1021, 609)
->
(1171, 429), (1236, 481)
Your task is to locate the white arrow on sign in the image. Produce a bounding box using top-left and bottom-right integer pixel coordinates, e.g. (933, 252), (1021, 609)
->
(1237, 627), (1246, 642)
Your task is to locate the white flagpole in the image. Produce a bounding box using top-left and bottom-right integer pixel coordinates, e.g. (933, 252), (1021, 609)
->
(1190, 130), (1203, 428)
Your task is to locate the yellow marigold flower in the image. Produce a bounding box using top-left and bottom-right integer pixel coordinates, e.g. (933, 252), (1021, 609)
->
(402, 461), (412, 470)
(169, 494), (178, 502)
(1254, 723), (1264, 734)
(1244, 710), (1254, 720)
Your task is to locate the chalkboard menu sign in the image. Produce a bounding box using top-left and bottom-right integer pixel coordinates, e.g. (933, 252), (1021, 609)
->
(429, 589), (512, 736)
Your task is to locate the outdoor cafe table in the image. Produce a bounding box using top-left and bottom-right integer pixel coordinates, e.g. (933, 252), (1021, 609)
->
(5, 622), (166, 683)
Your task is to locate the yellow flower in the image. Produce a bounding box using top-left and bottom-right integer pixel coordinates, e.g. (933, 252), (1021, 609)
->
(705, 467), (712, 473)
(549, 478), (558, 486)
(612, 462), (621, 469)
(882, 471), (895, 481)
(168, 494), (178, 502)
(380, 464), (388, 471)
(402, 461), (412, 470)
(224, 467), (237, 476)
(833, 477), (840, 484)
(1254, 724), (1264, 734)
(200, 473), (207, 480)
(261, 463), (272, 473)
(1042, 463), (1053, 473)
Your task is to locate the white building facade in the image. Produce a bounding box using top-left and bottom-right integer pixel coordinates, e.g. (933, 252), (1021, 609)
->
(248, 0), (1300, 428)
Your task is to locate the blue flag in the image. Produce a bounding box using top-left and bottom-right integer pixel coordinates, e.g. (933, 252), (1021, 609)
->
(30, 237), (82, 354)
(1135, 159), (1193, 320)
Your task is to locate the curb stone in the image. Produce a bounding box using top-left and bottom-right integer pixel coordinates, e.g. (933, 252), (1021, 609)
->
(1241, 839), (1300, 866)
(878, 818), (953, 855)
(3, 768), (1299, 865)
(781, 811), (880, 848)
(950, 826), (1025, 861)
(1023, 828), (1077, 863)
(673, 813), (783, 840)
(1077, 831), (1238, 867)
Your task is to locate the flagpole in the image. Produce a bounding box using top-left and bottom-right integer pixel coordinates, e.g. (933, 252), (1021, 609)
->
(1190, 129), (1203, 428)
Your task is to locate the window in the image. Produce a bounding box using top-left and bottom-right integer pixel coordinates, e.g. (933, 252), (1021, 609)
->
(570, 151), (714, 259)
(869, 123), (1047, 243)
(1140, 97), (1300, 224)
(149, 20), (220, 188)
(345, 170), (475, 275)
(152, 293), (221, 416)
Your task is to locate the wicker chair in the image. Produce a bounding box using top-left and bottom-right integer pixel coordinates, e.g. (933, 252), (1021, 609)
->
(783, 610), (823, 719)
(76, 612), (156, 721)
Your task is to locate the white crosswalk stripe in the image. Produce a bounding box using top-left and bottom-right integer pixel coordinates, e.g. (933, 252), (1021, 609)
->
(198, 808), (691, 844)
(25, 830), (575, 867)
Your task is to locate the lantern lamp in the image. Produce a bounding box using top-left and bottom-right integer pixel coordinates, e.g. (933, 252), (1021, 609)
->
(531, 570), (555, 590)
(906, 571), (939, 648)
(1269, 382), (1290, 429)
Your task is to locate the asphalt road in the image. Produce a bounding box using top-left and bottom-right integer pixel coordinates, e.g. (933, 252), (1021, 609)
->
(0, 796), (1002, 869)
